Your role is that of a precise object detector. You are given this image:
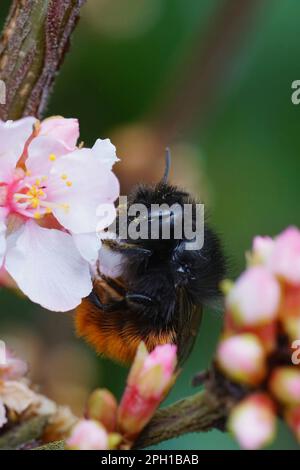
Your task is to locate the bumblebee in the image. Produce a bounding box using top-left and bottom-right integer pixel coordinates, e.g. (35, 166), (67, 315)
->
(76, 150), (226, 365)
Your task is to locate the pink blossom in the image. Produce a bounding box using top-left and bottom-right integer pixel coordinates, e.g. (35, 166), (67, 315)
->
(39, 116), (79, 151)
(0, 349), (28, 380)
(0, 117), (119, 311)
(252, 236), (274, 264)
(226, 266), (280, 327)
(66, 419), (108, 450)
(269, 367), (300, 406)
(216, 333), (266, 386)
(228, 393), (276, 450)
(118, 342), (177, 440)
(0, 380), (37, 414)
(267, 226), (300, 285)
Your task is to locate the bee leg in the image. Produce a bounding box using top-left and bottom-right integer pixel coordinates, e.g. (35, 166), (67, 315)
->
(103, 277), (126, 296)
(105, 240), (152, 257)
(118, 245), (152, 257)
(125, 293), (157, 306)
(88, 291), (126, 312)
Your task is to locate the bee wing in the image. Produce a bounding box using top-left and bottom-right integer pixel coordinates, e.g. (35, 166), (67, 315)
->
(176, 289), (203, 366)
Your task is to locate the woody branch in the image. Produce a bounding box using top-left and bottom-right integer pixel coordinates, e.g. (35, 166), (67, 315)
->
(0, 0), (85, 121)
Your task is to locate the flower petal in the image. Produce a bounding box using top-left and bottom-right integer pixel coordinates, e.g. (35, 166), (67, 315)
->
(26, 135), (69, 175)
(0, 117), (36, 181)
(0, 349), (28, 380)
(0, 117), (36, 158)
(66, 419), (109, 450)
(98, 243), (124, 279)
(5, 221), (92, 311)
(92, 138), (119, 170)
(216, 333), (267, 386)
(72, 232), (101, 264)
(268, 226), (300, 285)
(0, 218), (6, 269)
(226, 266), (280, 327)
(50, 148), (119, 233)
(269, 367), (300, 406)
(40, 117), (79, 150)
(228, 393), (276, 450)
(1, 381), (37, 414)
(252, 236), (274, 265)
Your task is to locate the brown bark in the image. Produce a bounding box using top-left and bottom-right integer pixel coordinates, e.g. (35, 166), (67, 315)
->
(0, 0), (85, 120)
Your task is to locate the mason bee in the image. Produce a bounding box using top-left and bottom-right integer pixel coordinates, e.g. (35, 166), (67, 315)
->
(76, 150), (226, 364)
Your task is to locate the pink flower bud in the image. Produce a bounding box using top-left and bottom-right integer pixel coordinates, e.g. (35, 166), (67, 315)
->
(228, 393), (276, 450)
(269, 367), (300, 406)
(283, 316), (300, 343)
(252, 236), (274, 264)
(268, 227), (300, 285)
(117, 342), (177, 440)
(40, 117), (79, 151)
(216, 333), (266, 386)
(66, 419), (108, 450)
(285, 406), (300, 443)
(86, 389), (117, 432)
(226, 266), (280, 327)
(279, 284), (300, 320)
(224, 311), (278, 354)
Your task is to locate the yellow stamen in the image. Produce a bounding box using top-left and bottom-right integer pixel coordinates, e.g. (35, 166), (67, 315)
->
(66, 181), (72, 187)
(45, 207), (52, 215)
(49, 153), (56, 162)
(61, 174), (68, 180)
(35, 179), (41, 186)
(31, 198), (39, 209)
(34, 212), (41, 220)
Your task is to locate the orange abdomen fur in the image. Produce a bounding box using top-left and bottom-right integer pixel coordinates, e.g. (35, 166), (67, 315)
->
(75, 279), (176, 364)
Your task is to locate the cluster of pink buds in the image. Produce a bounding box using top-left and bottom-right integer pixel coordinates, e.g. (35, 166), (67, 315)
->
(216, 227), (300, 449)
(66, 342), (177, 450)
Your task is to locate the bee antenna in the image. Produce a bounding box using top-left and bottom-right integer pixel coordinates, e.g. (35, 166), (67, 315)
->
(162, 147), (171, 184)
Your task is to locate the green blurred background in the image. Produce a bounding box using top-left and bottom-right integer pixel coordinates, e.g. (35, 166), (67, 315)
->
(1, 0), (300, 449)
